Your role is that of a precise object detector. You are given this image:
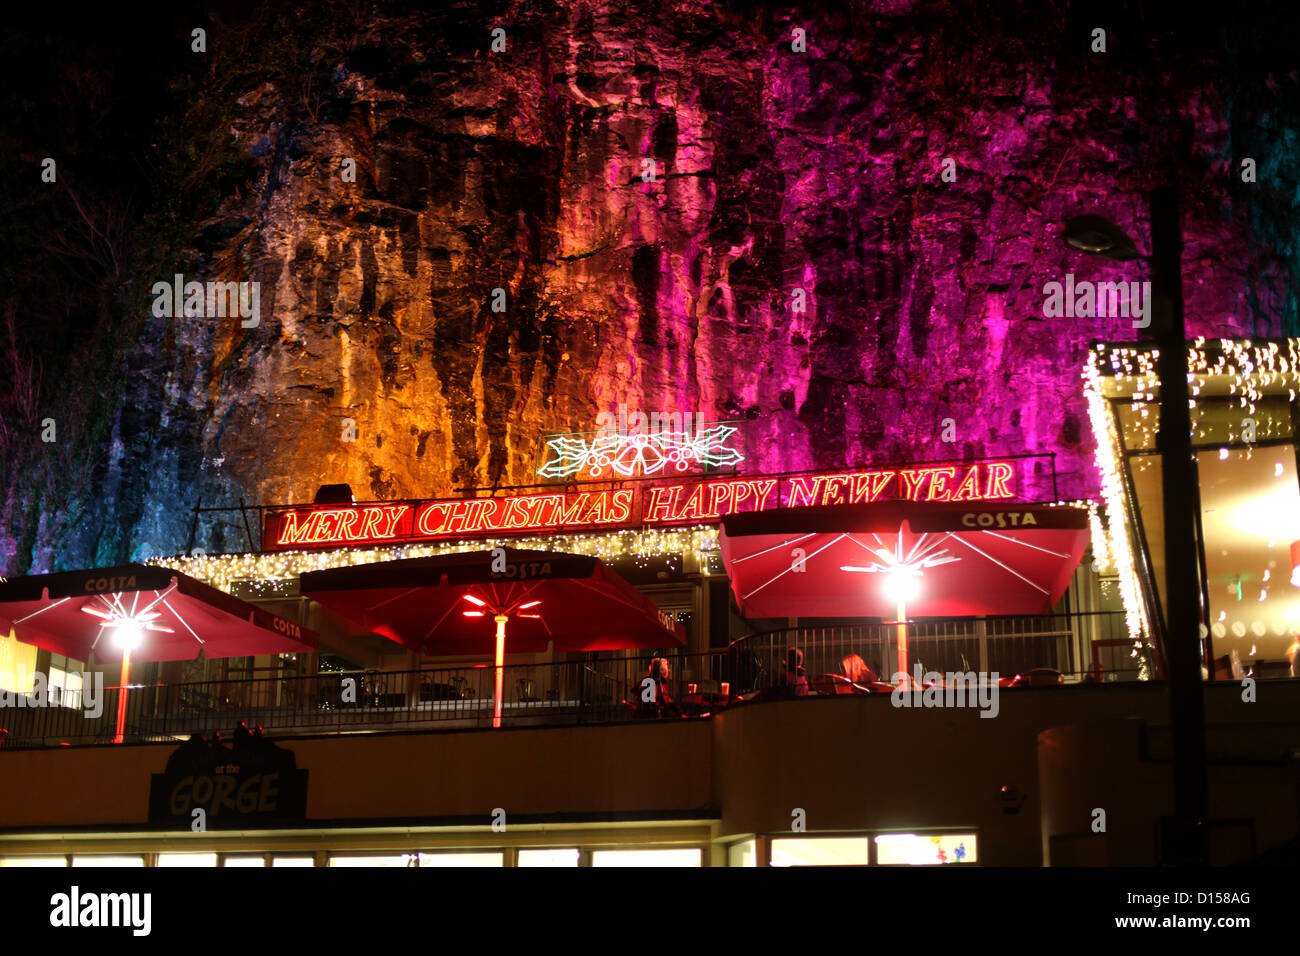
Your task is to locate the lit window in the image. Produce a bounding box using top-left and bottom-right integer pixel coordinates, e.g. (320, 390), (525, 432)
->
(60, 669), (84, 709)
(518, 848), (579, 867)
(727, 840), (756, 867)
(271, 856), (315, 867)
(328, 855), (414, 867)
(0, 630), (38, 696)
(874, 833), (976, 865)
(156, 853), (218, 867)
(591, 849), (701, 867)
(47, 654), (86, 709)
(416, 852), (503, 867)
(222, 856), (266, 867)
(72, 856), (145, 867)
(0, 856), (66, 867)
(770, 837), (870, 867)
(1198, 448), (1300, 670)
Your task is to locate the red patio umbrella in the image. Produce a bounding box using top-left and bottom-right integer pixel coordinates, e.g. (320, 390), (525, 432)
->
(300, 548), (686, 727)
(0, 563), (318, 742)
(719, 501), (1089, 681)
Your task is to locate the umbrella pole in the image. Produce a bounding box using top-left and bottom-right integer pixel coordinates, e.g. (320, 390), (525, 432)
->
(895, 600), (908, 689)
(493, 615), (508, 729)
(113, 649), (131, 744)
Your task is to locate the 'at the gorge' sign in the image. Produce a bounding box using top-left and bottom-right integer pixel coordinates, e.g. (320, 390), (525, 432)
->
(148, 731), (307, 828)
(263, 460), (1020, 551)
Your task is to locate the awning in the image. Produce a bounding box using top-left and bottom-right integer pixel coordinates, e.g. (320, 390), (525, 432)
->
(0, 563), (318, 663)
(301, 548), (685, 728)
(719, 501), (1090, 619)
(300, 548), (686, 654)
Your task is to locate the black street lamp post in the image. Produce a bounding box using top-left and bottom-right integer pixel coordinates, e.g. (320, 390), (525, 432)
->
(1064, 185), (1209, 866)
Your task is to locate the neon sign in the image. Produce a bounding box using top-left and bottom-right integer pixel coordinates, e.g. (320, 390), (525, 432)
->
(264, 460), (1020, 551)
(536, 425), (744, 479)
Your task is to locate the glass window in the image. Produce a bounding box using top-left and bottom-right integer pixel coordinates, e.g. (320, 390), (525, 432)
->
(61, 669), (84, 709)
(1117, 394), (1294, 451)
(0, 856), (66, 867)
(727, 840), (756, 867)
(874, 833), (976, 865)
(271, 856), (315, 867)
(46, 654), (86, 709)
(416, 852), (503, 867)
(1199, 446), (1300, 671)
(328, 855), (414, 867)
(1192, 398), (1292, 447)
(72, 856), (145, 867)
(590, 849), (701, 867)
(770, 837), (870, 866)
(1117, 402), (1158, 452)
(517, 849), (579, 867)
(222, 856), (267, 867)
(0, 629), (38, 697)
(1127, 454), (1166, 617)
(156, 853), (218, 867)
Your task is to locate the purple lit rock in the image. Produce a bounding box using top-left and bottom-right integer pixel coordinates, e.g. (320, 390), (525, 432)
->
(10, 1), (1299, 568)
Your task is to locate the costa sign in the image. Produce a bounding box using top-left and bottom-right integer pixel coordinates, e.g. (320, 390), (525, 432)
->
(961, 511), (1039, 528)
(264, 460), (1020, 551)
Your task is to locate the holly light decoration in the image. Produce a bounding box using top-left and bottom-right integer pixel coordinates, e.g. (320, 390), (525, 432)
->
(537, 425), (744, 479)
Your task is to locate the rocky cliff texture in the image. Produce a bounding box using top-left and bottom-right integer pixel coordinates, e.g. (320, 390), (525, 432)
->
(5, 0), (1298, 570)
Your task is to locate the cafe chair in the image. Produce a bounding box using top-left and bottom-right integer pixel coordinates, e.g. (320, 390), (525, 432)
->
(810, 674), (839, 696)
(420, 675), (458, 702)
(816, 673), (868, 696)
(1252, 659), (1292, 679)
(517, 678), (540, 703)
(1006, 668), (1065, 687)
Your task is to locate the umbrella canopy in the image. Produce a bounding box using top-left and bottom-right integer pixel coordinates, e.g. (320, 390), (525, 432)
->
(719, 501), (1090, 619)
(299, 548), (686, 654)
(0, 563), (318, 663)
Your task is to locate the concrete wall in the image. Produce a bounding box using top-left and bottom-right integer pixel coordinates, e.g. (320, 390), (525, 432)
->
(1039, 719), (1300, 865)
(0, 720), (714, 829)
(2, 680), (1299, 865)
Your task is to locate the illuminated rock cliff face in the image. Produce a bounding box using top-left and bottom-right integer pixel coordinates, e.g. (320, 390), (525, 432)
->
(9, 1), (1299, 569)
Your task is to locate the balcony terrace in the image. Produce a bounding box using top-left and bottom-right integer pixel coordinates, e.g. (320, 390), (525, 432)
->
(0, 611), (1136, 748)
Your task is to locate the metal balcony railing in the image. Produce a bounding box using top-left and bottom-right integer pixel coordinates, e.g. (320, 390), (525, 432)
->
(0, 650), (725, 749)
(727, 611), (1135, 689)
(0, 611), (1138, 749)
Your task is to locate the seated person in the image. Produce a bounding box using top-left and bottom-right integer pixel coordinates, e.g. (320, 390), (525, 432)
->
(774, 647), (809, 697)
(841, 653), (878, 691)
(634, 658), (678, 717)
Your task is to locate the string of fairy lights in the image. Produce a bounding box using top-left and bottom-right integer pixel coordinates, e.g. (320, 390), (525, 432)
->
(1083, 355), (1154, 674)
(1097, 338), (1300, 452)
(1085, 337), (1300, 677)
(148, 525), (721, 595)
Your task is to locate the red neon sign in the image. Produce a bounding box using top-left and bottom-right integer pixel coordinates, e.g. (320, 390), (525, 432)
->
(264, 460), (1019, 551)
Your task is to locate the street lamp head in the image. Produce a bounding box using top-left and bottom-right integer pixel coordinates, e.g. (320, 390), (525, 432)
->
(1063, 214), (1144, 261)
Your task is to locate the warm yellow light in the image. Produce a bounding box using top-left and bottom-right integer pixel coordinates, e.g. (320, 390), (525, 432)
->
(112, 619), (145, 650)
(882, 569), (921, 602)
